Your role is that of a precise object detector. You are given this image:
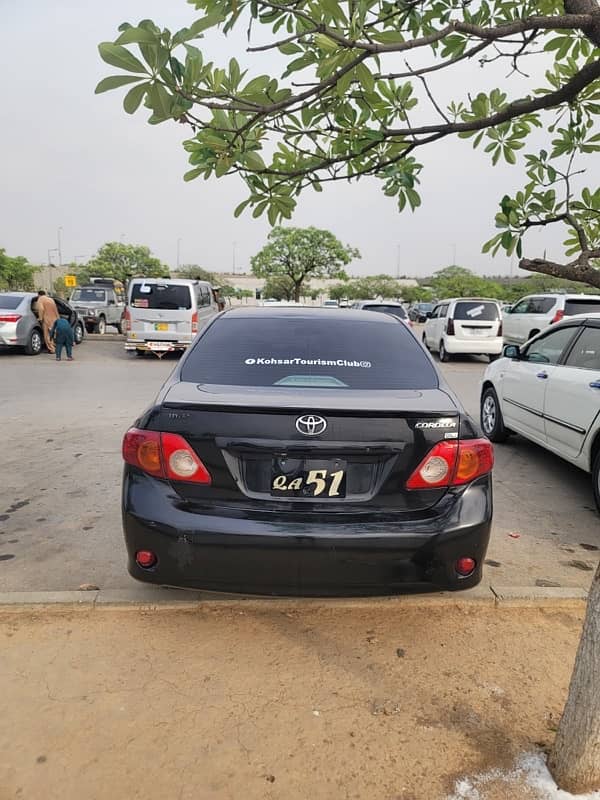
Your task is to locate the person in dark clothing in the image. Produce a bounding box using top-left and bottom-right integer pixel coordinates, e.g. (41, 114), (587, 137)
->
(50, 317), (74, 361)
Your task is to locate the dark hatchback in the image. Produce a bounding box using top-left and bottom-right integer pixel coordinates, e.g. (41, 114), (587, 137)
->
(122, 307), (493, 596)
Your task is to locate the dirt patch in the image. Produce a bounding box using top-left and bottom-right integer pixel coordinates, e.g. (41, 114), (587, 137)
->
(0, 604), (584, 800)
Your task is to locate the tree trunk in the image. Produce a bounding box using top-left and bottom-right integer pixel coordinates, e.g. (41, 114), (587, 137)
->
(548, 560), (600, 794)
(293, 281), (302, 303)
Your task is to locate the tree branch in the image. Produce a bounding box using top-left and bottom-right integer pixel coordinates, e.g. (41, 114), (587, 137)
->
(520, 253), (600, 287)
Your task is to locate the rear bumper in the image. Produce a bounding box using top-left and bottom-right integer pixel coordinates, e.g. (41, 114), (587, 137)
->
(125, 338), (192, 353)
(122, 471), (493, 596)
(444, 336), (503, 355)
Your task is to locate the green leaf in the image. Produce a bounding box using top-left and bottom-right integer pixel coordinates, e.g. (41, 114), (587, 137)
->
(98, 43), (147, 74)
(147, 83), (174, 119)
(95, 75), (144, 94)
(234, 198), (251, 218)
(115, 27), (158, 45)
(243, 151), (266, 171)
(355, 63), (375, 95)
(184, 167), (203, 182)
(123, 81), (149, 114)
(189, 13), (226, 37)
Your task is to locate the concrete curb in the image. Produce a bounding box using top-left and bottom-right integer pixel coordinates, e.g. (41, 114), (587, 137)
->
(0, 585), (588, 614)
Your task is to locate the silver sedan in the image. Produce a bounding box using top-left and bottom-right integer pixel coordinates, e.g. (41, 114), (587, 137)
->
(0, 292), (85, 355)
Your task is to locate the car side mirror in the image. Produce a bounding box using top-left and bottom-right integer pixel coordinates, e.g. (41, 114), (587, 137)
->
(425, 312), (432, 319)
(503, 344), (520, 359)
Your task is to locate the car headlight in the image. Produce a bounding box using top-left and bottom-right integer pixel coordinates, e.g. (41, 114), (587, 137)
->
(87, 308), (97, 316)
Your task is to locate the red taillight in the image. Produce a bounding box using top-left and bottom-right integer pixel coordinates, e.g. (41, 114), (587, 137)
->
(122, 308), (131, 333)
(406, 439), (494, 490)
(161, 432), (212, 484)
(455, 557), (476, 577)
(551, 309), (565, 324)
(136, 550), (157, 568)
(446, 318), (455, 336)
(0, 314), (22, 323)
(192, 311), (198, 334)
(122, 428), (211, 484)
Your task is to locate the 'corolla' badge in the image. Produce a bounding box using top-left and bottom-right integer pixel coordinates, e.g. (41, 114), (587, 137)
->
(296, 414), (327, 436)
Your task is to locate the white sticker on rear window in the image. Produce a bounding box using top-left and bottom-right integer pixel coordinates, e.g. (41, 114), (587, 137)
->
(466, 305), (485, 318)
(244, 357), (371, 368)
(139, 285), (152, 294)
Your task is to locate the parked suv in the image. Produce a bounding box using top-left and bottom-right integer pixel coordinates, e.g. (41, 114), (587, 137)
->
(423, 298), (503, 362)
(350, 300), (411, 324)
(503, 293), (600, 345)
(408, 302), (435, 323)
(0, 292), (84, 355)
(124, 278), (219, 357)
(69, 285), (125, 334)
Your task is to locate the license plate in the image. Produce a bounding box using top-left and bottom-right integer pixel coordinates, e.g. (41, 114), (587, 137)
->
(147, 342), (172, 351)
(154, 323), (169, 331)
(271, 460), (347, 498)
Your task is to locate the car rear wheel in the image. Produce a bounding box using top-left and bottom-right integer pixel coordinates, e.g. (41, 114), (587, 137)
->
(592, 451), (600, 514)
(95, 316), (106, 335)
(135, 349), (146, 358)
(25, 328), (43, 356)
(481, 387), (509, 443)
(74, 322), (84, 345)
(439, 341), (451, 362)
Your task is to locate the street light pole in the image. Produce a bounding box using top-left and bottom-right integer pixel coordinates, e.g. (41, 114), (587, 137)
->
(177, 238), (182, 269)
(232, 241), (237, 275)
(57, 227), (63, 266)
(396, 244), (401, 278)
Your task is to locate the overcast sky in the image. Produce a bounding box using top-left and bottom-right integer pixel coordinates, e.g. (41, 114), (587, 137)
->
(1, 1), (569, 277)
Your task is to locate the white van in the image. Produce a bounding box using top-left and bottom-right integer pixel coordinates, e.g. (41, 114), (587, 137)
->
(124, 278), (219, 357)
(422, 298), (503, 362)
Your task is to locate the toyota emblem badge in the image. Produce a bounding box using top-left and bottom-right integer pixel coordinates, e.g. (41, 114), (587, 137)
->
(295, 414), (327, 436)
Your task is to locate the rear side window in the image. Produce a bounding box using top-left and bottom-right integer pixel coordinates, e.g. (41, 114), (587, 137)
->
(529, 297), (556, 314)
(453, 302), (499, 321)
(564, 299), (600, 316)
(71, 289), (106, 302)
(130, 284), (192, 310)
(362, 304), (407, 319)
(181, 317), (438, 390)
(0, 295), (23, 310)
(565, 327), (600, 370)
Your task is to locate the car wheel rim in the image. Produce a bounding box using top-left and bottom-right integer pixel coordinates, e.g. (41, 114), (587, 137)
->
(482, 396), (496, 433)
(32, 332), (42, 352)
(75, 325), (82, 343)
(98, 319), (105, 334)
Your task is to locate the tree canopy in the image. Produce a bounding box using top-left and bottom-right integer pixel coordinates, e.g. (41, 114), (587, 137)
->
(0, 248), (38, 291)
(97, 1), (600, 286)
(251, 226), (359, 300)
(85, 242), (167, 283)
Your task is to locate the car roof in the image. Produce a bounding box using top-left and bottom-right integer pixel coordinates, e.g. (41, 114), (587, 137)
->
(128, 278), (209, 286)
(517, 292), (600, 300)
(220, 306), (401, 323)
(356, 300), (404, 306)
(438, 297), (501, 304)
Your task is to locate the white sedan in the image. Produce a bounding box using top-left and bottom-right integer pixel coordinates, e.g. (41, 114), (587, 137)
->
(480, 313), (600, 511)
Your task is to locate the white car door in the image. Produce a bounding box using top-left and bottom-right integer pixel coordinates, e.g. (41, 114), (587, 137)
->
(503, 297), (530, 344)
(500, 326), (579, 444)
(544, 324), (600, 461)
(424, 306), (440, 349)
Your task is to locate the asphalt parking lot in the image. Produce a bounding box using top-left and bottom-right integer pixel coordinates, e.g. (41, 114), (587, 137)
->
(0, 336), (598, 592)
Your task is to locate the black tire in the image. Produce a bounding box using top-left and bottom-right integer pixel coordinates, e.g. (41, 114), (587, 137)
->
(422, 332), (429, 350)
(74, 322), (84, 345)
(439, 340), (451, 362)
(592, 450), (600, 514)
(115, 322), (123, 335)
(95, 316), (107, 335)
(24, 327), (43, 356)
(85, 323), (94, 334)
(135, 349), (146, 358)
(480, 386), (510, 443)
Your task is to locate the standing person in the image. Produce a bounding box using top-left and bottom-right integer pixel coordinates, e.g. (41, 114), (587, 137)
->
(50, 316), (74, 361)
(36, 290), (60, 354)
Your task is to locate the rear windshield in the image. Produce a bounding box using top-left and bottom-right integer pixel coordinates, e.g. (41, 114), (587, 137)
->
(453, 302), (499, 321)
(362, 304), (407, 319)
(181, 317), (438, 390)
(0, 295), (23, 310)
(130, 283), (191, 310)
(564, 299), (600, 316)
(71, 288), (106, 302)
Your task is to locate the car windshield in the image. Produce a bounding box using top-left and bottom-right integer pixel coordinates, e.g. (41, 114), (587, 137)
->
(453, 302), (499, 321)
(362, 304), (407, 319)
(181, 316), (438, 390)
(130, 283), (192, 310)
(417, 303), (434, 312)
(71, 288), (106, 302)
(0, 295), (23, 310)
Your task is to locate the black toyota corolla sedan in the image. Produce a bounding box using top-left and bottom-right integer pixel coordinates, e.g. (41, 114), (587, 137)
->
(122, 307), (493, 595)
